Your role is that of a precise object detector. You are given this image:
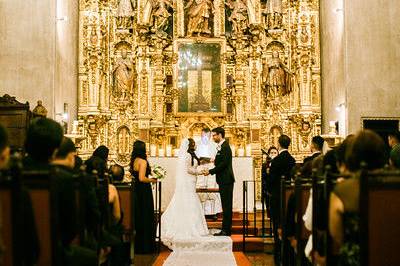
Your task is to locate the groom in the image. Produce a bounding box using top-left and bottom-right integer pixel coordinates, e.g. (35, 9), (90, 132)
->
(204, 127), (235, 236)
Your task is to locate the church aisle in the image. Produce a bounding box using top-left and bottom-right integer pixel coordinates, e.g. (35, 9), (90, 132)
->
(153, 251), (255, 266)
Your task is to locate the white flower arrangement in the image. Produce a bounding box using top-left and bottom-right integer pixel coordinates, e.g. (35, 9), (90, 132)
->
(152, 165), (167, 180)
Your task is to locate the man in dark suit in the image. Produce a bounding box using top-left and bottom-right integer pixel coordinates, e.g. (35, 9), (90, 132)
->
(204, 127), (235, 236)
(303, 136), (324, 164)
(268, 134), (296, 265)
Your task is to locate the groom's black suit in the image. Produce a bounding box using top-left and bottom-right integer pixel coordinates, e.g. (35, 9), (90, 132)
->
(209, 140), (235, 235)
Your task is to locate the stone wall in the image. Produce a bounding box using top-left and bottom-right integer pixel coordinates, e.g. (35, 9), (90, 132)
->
(0, 0), (78, 126)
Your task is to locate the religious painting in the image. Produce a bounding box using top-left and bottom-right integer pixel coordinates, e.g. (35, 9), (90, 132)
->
(177, 43), (222, 113)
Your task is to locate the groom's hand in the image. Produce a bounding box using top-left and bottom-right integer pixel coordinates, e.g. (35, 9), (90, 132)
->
(203, 169), (210, 176)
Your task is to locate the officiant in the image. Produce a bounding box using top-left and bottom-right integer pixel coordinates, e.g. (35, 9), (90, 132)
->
(195, 128), (223, 219)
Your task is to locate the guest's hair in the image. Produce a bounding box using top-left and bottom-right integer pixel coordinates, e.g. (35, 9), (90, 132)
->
(131, 140), (147, 160)
(323, 149), (339, 174)
(212, 127), (225, 138)
(25, 117), (63, 162)
(346, 130), (386, 171)
(388, 131), (400, 142)
(336, 135), (355, 167)
(0, 124), (9, 154)
(312, 136), (325, 151)
(55, 137), (76, 159)
(278, 135), (291, 149)
(93, 145), (109, 161)
(109, 164), (125, 182)
(73, 155), (83, 173)
(187, 138), (200, 166)
(202, 128), (211, 133)
(85, 156), (107, 179)
(130, 140), (151, 176)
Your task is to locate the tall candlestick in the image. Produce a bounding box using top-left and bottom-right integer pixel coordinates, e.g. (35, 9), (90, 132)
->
(150, 144), (157, 157)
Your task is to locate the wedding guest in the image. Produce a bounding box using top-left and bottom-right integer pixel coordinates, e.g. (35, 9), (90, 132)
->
(268, 135), (296, 265)
(52, 137), (97, 265)
(130, 140), (157, 254)
(261, 146), (278, 213)
(329, 130), (386, 265)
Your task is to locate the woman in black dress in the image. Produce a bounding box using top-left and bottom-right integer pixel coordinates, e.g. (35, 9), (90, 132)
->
(130, 140), (157, 254)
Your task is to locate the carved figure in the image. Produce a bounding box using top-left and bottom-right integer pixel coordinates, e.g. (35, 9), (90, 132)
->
(226, 0), (249, 35)
(263, 0), (283, 29)
(262, 51), (294, 98)
(185, 0), (214, 36)
(112, 49), (135, 99)
(32, 100), (48, 117)
(151, 0), (173, 37)
(117, 0), (134, 28)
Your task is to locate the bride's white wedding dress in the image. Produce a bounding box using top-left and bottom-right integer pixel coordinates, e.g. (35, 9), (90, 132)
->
(160, 145), (209, 249)
(161, 139), (236, 266)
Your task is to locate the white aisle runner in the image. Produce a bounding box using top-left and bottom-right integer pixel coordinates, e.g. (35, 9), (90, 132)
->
(163, 236), (237, 266)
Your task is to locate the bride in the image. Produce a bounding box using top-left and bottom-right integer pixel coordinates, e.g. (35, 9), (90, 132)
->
(160, 138), (209, 249)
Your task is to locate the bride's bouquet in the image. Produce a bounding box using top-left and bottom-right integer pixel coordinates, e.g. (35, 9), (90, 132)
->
(152, 165), (167, 180)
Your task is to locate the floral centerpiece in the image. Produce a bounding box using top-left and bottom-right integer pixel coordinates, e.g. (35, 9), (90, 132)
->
(152, 165), (167, 180)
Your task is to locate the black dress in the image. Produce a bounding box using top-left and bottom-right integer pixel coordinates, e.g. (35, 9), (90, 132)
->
(132, 170), (156, 254)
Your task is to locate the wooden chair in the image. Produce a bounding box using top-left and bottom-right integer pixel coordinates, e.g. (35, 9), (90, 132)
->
(115, 181), (135, 261)
(0, 94), (30, 151)
(360, 170), (400, 266)
(294, 177), (311, 266)
(22, 169), (61, 266)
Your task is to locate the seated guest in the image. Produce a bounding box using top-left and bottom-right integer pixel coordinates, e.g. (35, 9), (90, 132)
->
(23, 118), (67, 264)
(92, 145), (109, 165)
(109, 164), (125, 184)
(52, 137), (97, 265)
(329, 130), (386, 265)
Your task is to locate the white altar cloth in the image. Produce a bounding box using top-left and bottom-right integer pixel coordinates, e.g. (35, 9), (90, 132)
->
(148, 157), (254, 212)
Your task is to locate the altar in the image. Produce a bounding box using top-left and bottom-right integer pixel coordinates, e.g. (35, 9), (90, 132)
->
(148, 157), (254, 212)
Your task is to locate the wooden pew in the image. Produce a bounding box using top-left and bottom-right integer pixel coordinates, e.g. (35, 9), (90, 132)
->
(22, 169), (61, 266)
(0, 172), (20, 266)
(280, 177), (295, 266)
(115, 181), (135, 261)
(360, 170), (400, 266)
(294, 177), (311, 266)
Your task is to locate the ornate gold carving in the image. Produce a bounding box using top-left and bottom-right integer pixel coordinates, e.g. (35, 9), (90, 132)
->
(78, 0), (322, 197)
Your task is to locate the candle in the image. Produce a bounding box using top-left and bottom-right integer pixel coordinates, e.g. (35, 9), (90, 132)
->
(159, 148), (165, 157)
(230, 145), (236, 157)
(72, 120), (79, 134)
(150, 144), (157, 157)
(246, 144), (252, 157)
(238, 148), (245, 157)
(166, 145), (172, 157)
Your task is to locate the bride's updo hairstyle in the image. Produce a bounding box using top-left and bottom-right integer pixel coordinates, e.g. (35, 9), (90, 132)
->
(130, 140), (151, 175)
(187, 138), (200, 166)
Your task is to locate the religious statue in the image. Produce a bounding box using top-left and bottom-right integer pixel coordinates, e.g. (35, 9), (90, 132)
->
(226, 0), (249, 36)
(112, 49), (135, 100)
(263, 0), (283, 30)
(185, 0), (214, 36)
(262, 51), (294, 98)
(32, 100), (48, 118)
(117, 0), (134, 28)
(150, 0), (173, 38)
